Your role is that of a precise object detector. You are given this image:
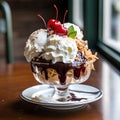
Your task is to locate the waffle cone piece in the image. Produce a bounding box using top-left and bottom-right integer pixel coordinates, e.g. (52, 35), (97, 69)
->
(35, 68), (74, 84)
(38, 68), (58, 84)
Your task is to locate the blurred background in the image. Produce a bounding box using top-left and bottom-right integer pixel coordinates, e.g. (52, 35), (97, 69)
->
(0, 0), (68, 63)
(0, 0), (120, 70)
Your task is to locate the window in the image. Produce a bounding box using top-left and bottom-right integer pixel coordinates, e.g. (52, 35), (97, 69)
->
(98, 0), (120, 69)
(68, 0), (120, 69)
(103, 0), (120, 53)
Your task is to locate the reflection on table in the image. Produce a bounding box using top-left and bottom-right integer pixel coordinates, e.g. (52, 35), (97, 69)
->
(0, 56), (120, 120)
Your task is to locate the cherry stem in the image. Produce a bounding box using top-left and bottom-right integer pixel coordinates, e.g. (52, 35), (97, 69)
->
(37, 14), (47, 28)
(54, 4), (58, 20)
(63, 10), (68, 24)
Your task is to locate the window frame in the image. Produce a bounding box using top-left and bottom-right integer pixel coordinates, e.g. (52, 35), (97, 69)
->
(97, 0), (120, 69)
(102, 0), (120, 53)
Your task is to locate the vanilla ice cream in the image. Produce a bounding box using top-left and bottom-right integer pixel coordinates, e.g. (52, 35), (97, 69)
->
(24, 29), (47, 62)
(63, 22), (83, 40)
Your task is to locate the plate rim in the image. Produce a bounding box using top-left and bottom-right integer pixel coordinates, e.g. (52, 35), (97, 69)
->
(20, 84), (103, 109)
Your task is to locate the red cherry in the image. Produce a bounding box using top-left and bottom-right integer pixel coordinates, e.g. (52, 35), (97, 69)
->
(47, 5), (68, 36)
(55, 24), (68, 35)
(47, 19), (61, 30)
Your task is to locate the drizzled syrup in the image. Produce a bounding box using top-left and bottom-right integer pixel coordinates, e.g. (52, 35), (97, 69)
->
(31, 52), (86, 85)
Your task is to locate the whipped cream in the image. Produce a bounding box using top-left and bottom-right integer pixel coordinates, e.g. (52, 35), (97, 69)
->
(24, 23), (84, 63)
(42, 34), (78, 63)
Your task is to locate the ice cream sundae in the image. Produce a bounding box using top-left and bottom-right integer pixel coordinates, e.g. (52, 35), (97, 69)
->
(24, 5), (98, 87)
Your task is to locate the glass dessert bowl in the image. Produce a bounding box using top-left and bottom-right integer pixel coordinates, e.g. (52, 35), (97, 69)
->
(31, 59), (93, 102)
(24, 5), (98, 102)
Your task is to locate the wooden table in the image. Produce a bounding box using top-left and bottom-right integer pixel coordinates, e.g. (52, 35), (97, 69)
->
(0, 57), (120, 120)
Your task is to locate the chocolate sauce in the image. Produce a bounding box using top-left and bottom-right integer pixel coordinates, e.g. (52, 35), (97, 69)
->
(70, 93), (87, 101)
(56, 93), (87, 102)
(74, 67), (82, 80)
(31, 52), (86, 85)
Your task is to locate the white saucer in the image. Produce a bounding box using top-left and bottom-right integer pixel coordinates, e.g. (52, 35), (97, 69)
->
(21, 84), (102, 110)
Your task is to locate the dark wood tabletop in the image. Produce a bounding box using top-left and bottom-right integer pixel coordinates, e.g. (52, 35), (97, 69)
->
(0, 57), (120, 120)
